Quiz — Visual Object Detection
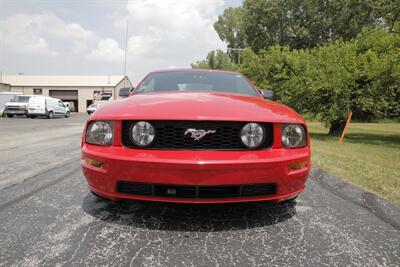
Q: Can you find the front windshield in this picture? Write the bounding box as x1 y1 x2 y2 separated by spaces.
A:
134 71 258 97
15 96 30 102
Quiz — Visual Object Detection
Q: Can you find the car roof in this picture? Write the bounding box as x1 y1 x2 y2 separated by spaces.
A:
149 68 242 75
30 96 51 99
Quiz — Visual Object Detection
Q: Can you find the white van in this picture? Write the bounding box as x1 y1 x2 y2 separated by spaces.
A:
4 95 33 118
28 96 70 119
0 92 22 117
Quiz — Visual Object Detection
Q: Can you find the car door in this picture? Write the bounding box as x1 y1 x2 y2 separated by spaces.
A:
57 101 66 116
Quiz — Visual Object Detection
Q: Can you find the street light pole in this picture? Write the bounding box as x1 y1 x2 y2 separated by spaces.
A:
124 20 128 77
123 19 129 90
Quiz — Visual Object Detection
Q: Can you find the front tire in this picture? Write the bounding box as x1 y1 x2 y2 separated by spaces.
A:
47 111 54 119
6 114 13 118
29 115 36 119
65 111 70 118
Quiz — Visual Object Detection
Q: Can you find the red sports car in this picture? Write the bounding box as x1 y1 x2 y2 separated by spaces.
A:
81 69 311 203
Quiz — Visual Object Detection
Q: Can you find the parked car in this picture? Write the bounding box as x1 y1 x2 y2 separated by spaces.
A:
86 104 101 115
0 92 22 117
81 69 310 204
28 96 70 119
4 95 33 117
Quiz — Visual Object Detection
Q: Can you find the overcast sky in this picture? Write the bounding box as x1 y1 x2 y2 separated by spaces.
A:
0 0 241 83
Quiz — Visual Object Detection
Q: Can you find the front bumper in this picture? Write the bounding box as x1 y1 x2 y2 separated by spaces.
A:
4 109 27 115
81 144 311 203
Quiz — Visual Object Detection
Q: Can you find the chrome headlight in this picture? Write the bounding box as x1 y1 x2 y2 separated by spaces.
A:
85 121 114 146
130 121 156 147
240 123 265 148
282 124 307 148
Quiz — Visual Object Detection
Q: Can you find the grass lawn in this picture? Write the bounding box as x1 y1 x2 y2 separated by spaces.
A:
307 122 400 205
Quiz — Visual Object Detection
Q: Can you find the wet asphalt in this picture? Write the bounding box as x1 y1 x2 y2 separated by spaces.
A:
0 114 399 266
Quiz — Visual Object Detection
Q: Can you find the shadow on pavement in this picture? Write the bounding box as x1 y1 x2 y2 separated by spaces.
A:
82 192 296 232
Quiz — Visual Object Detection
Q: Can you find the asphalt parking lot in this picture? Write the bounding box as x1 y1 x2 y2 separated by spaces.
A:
0 114 399 266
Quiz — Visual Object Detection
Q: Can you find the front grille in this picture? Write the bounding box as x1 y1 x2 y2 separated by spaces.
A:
117 181 277 199
122 120 273 150
6 106 24 111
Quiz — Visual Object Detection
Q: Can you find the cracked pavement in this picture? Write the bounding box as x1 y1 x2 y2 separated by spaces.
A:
0 114 399 266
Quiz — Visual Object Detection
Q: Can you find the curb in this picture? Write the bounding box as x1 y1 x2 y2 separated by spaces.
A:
309 168 400 230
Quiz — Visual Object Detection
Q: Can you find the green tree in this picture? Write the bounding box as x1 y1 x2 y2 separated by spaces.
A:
241 0 383 51
375 0 400 29
213 7 246 63
240 26 400 135
191 49 237 71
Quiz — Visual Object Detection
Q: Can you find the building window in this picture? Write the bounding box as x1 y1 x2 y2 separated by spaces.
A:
33 88 42 95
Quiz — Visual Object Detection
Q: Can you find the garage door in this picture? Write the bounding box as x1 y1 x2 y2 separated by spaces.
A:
49 90 78 100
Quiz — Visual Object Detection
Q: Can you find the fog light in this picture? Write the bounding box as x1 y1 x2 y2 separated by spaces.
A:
85 158 103 168
289 161 308 171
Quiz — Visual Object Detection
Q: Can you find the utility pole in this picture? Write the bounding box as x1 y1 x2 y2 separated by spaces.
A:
229 30 245 65
227 47 244 65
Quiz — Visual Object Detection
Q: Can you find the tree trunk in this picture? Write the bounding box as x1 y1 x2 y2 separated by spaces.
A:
328 120 346 136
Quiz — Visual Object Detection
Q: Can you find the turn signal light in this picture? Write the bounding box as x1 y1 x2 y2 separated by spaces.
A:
85 158 103 168
289 161 308 171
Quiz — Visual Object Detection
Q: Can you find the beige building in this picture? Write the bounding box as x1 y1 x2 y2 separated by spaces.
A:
0 75 132 112
0 83 11 92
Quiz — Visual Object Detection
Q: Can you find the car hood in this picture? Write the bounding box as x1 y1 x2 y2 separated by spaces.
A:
92 92 304 123
5 102 28 106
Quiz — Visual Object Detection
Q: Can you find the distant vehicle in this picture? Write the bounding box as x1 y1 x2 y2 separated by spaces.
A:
28 96 70 119
87 104 101 115
4 95 33 118
119 87 134 98
0 92 22 117
63 101 75 112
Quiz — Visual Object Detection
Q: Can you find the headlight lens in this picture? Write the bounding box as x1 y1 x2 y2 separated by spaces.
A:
130 121 156 147
85 121 114 146
240 123 265 148
282 124 307 148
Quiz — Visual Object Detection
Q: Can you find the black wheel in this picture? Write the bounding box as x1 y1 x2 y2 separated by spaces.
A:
48 111 54 119
65 111 70 118
30 115 36 119
6 114 13 118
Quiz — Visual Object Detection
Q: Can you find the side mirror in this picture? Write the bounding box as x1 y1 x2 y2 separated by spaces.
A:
119 87 134 97
260 89 273 100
